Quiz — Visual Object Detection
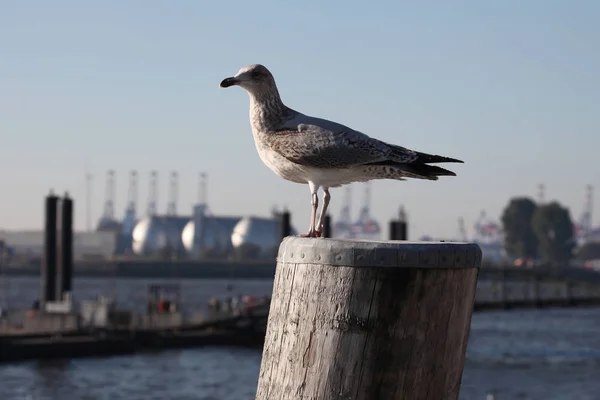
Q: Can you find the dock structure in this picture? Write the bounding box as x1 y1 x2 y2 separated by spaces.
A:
0 193 272 364
475 267 600 310
0 292 271 363
255 237 482 400
2 194 600 366
5 252 600 298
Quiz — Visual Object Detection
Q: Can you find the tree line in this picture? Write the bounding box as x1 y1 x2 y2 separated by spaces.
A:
501 198 576 265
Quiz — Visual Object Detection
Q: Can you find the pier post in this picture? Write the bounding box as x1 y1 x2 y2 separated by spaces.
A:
388 220 396 240
279 211 291 240
41 193 59 306
58 194 74 298
322 215 332 238
389 206 408 240
256 237 482 400
388 220 407 240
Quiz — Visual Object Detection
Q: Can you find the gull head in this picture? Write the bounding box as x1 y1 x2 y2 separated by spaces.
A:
219 64 277 96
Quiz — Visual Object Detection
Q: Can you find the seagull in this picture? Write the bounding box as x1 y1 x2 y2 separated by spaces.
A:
220 64 463 238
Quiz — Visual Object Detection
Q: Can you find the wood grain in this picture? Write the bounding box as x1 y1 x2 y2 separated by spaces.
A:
256 238 480 400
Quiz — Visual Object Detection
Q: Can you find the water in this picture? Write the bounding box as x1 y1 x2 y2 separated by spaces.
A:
1 348 262 400
461 308 600 399
1 277 600 400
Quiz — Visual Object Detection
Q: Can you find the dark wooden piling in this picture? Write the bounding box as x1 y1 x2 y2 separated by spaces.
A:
41 193 59 305
58 194 74 297
388 220 407 240
322 215 332 238
388 220 396 240
279 211 291 240
389 206 408 240
256 237 482 400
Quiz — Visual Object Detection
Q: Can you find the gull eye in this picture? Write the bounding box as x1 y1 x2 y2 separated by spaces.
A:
251 70 260 78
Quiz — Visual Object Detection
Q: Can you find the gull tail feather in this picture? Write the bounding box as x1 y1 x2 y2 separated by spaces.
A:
387 143 464 164
366 161 457 180
414 151 464 164
401 163 457 178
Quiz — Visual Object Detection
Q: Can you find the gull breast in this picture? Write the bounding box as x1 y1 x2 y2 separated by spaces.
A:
254 135 307 184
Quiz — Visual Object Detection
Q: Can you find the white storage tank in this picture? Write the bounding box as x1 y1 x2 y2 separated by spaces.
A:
131 216 190 256
231 216 297 259
181 216 242 258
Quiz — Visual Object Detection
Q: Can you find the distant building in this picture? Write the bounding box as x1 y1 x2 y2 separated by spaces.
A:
583 227 600 244
0 230 117 261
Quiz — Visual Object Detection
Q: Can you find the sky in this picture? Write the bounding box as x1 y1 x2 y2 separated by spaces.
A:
1 0 599 239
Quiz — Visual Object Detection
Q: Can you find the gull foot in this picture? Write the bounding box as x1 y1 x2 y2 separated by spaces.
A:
299 230 321 238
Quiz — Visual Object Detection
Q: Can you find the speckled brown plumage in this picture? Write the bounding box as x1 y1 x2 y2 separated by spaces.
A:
220 64 464 237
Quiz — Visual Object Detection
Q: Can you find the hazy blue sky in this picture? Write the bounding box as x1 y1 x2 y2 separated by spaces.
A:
1 0 598 238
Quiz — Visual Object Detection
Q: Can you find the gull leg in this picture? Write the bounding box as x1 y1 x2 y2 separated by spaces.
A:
309 192 319 235
300 182 320 238
315 188 331 235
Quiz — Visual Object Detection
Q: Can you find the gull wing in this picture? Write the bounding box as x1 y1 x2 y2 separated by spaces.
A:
261 115 419 169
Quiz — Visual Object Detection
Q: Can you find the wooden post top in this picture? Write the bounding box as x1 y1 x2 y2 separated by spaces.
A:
277 237 482 269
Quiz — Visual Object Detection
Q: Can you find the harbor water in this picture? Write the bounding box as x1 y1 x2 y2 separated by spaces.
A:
1 276 600 400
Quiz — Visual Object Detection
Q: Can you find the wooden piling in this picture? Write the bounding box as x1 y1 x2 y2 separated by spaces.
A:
41 193 59 305
58 195 74 297
388 206 408 240
322 215 332 238
388 220 407 240
280 211 291 240
256 237 481 400
388 220 397 240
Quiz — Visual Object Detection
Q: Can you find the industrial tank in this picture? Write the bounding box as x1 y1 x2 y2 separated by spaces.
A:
181 216 242 258
231 216 296 259
131 216 190 257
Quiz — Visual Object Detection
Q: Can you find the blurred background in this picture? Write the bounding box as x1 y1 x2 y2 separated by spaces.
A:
1 1 599 399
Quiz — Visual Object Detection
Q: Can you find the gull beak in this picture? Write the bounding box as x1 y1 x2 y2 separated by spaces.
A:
219 77 239 88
